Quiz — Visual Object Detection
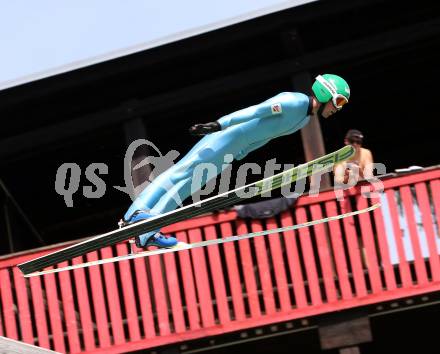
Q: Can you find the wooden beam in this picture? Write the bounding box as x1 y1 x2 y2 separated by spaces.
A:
318 315 372 350
283 28 329 188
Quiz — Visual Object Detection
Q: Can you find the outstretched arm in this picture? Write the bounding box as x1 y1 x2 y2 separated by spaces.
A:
217 101 278 129
189 100 279 136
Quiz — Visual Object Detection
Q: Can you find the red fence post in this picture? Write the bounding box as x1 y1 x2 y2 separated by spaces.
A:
250 220 276 315
29 275 50 349
86 251 112 348
187 228 215 327
116 243 141 341
0 269 18 340
58 261 82 353
100 247 126 345
400 186 428 285
355 196 383 293
176 231 201 331
296 207 322 306
12 267 34 344
339 198 368 297
415 182 440 282
219 222 246 321
235 219 262 318
266 218 292 312
280 211 308 308
310 204 338 303
370 195 397 291
204 225 231 325
163 245 187 333
43 269 66 353
133 256 157 339
324 200 353 300
72 256 96 351
430 180 440 231
385 189 413 287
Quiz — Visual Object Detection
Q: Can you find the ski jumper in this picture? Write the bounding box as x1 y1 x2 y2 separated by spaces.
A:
124 92 312 243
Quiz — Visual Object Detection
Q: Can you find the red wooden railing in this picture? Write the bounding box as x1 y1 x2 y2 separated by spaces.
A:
1 167 440 354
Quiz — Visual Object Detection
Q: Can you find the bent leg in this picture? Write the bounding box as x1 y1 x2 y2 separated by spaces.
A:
123 128 244 246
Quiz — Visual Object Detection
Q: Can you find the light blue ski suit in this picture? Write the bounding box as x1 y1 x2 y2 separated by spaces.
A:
124 92 312 233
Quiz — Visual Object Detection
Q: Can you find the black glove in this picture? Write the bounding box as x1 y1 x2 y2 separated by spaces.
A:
189 121 221 136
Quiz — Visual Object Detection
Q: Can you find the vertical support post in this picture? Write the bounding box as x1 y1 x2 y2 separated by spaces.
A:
123 114 153 198
318 313 372 351
283 30 330 189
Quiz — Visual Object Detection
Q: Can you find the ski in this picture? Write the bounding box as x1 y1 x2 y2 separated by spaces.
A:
18 145 354 275
24 203 379 277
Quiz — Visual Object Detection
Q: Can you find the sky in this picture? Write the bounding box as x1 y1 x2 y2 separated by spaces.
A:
0 0 315 91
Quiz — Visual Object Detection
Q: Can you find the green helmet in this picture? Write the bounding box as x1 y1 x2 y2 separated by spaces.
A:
312 74 350 107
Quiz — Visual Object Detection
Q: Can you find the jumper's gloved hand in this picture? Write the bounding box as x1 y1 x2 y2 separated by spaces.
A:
189 121 221 136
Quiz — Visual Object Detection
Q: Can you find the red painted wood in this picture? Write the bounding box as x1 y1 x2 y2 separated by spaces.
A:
72 257 96 351
89 282 440 354
187 228 215 327
385 189 413 286
58 261 81 353
430 180 440 232
339 199 367 297
204 225 231 325
162 245 186 333
100 247 126 344
295 207 322 306
0 284 3 336
324 201 353 300
0 169 439 354
12 268 34 344
43 268 66 353
163 210 237 233
219 222 246 321
116 243 141 341
29 276 50 349
235 220 261 317
266 218 291 312
147 249 171 336
86 252 111 347
132 256 157 338
370 195 397 291
381 169 440 189
176 231 201 331
414 182 440 281
400 186 429 285
309 204 338 303
280 212 308 308
0 269 18 339
355 196 383 293
293 169 440 209
250 220 276 315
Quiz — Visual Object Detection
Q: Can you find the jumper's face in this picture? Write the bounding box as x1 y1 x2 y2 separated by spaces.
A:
321 100 338 118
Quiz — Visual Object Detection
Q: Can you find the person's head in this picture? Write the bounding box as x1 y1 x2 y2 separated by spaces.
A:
344 129 364 149
311 74 350 119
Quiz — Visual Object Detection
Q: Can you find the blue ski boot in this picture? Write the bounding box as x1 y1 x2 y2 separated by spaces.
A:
136 232 179 249
121 210 178 249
